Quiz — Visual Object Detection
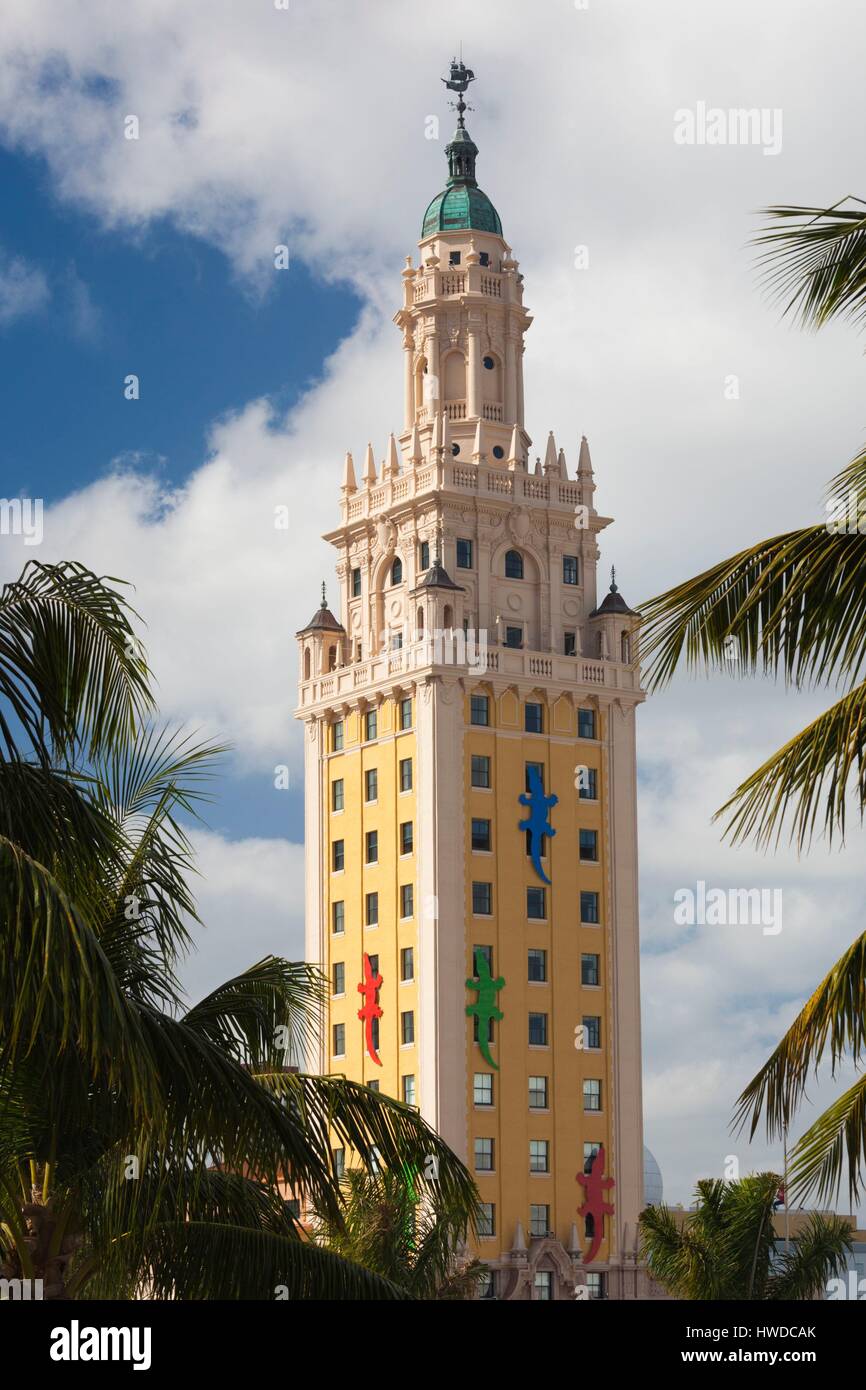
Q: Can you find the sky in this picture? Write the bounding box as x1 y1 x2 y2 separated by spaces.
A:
0 0 864 1216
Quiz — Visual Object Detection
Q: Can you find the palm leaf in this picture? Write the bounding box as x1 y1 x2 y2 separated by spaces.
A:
754 199 866 330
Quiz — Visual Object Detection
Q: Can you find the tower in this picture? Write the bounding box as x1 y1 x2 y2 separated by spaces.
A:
295 60 647 1300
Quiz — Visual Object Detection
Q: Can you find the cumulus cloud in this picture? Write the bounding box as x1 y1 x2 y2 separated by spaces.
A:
0 245 48 324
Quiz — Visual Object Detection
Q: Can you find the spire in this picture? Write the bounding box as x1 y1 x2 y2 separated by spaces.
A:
543 431 558 475
409 421 423 467
321 580 327 607
431 410 442 455
341 450 356 494
533 455 542 477
386 433 400 479
472 417 484 464
440 411 450 459
511 1219 527 1254
507 423 521 471
558 447 568 480
362 442 377 487
443 58 478 187
577 434 593 477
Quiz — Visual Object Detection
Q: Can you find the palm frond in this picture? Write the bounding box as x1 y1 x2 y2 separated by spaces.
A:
767 1211 853 1299
754 199 866 330
786 1073 866 1207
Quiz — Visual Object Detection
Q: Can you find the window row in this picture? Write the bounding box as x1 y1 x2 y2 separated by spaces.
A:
471 1013 602 1053
332 946 415 994
331 758 413 812
332 1010 415 1056
470 818 598 862
355 549 581 589
332 823 413 869
472 882 600 924
470 698 597 740
470 754 598 800
330 698 413 751
471 947 600 988
478 1266 606 1300
331 886 415 931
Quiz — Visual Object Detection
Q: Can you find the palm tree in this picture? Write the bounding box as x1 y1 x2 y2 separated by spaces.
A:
310 1167 484 1300
639 1175 852 1300
639 199 866 1207
0 560 478 1299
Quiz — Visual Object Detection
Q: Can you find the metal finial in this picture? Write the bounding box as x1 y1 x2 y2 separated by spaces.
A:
321 581 327 607
442 56 475 126
610 566 617 592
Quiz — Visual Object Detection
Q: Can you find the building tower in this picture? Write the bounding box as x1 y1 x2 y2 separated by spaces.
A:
295 60 647 1300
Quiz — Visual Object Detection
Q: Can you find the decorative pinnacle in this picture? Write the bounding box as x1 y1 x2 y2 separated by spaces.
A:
442 56 475 126
321 581 327 607
610 566 617 593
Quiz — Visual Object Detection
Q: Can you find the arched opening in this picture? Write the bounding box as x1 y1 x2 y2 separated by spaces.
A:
443 350 466 416
621 631 631 664
391 558 403 585
328 645 337 672
303 648 311 680
505 549 524 580
416 605 424 637
444 604 453 630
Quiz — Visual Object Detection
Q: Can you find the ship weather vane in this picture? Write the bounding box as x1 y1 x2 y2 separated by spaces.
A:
442 55 475 126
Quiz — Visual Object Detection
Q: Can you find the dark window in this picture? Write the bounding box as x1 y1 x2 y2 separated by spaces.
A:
332 962 345 994
391 558 403 585
332 900 345 934
583 1015 601 1050
482 355 495 370
527 887 546 920
525 702 543 734
332 720 344 751
563 555 579 586
581 953 600 987
580 768 598 800
475 1137 494 1172
471 754 491 788
492 445 504 459
580 891 600 924
366 830 378 864
578 707 597 739
473 945 493 975
579 829 598 862
529 1012 548 1046
505 625 522 649
401 946 414 981
351 567 362 597
529 1140 549 1173
471 694 490 726
366 892 378 926
525 829 548 860
525 762 544 792
419 541 430 571
472 818 492 852
400 697 412 729
401 1010 415 1045
331 779 344 811
584 1079 602 1112
332 840 344 872
365 768 378 802
399 757 413 791
564 631 576 656
479 251 490 267
473 882 492 915
456 538 473 569
478 1203 495 1237
528 1075 548 1109
333 1023 345 1056
530 1205 550 1238
528 948 547 982
400 821 413 855
365 709 378 741
505 549 524 579
449 250 461 266
400 883 414 918
584 1142 601 1174
370 1016 380 1052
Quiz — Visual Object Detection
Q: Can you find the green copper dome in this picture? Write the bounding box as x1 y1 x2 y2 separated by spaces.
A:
422 183 502 238
421 104 502 238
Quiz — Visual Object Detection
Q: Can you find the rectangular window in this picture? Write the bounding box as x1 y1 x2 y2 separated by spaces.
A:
400 697 412 730
332 720 344 751
365 829 378 864
579 768 598 800
332 962 345 995
333 1147 346 1179
471 818 491 852
473 1012 494 1047
400 946 414 981
584 1078 602 1112
527 948 547 982
332 1023 345 1057
584 1142 601 1174
400 821 413 855
581 952 600 987
419 541 430 571
400 883 414 918
579 829 598 862
470 694 489 726
528 1012 548 1046
332 900 345 934
456 538 473 569
331 779 344 812
401 1010 415 1045
368 1080 380 1094
399 757 413 791
528 1075 548 1110
534 1271 553 1300
449 250 461 266
365 892 378 927
370 1015 380 1054
586 1271 606 1300
471 754 491 788
578 707 597 740
563 554 579 586
365 768 378 802
529 1139 549 1174
530 1204 550 1238
402 1074 416 1106
525 762 544 792
472 945 493 975
525 828 548 861
479 251 490 267
504 625 522 649
332 840 344 873
477 1203 495 1238
564 630 576 656
365 709 377 741
525 702 544 734
472 882 492 915
583 1015 601 1050
527 886 546 920
474 1137 494 1173
580 891 600 924
351 567 362 597
474 1073 493 1107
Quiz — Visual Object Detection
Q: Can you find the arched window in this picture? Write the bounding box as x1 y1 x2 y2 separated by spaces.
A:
328 646 337 672
621 632 631 664
505 549 524 580
391 558 403 585
416 606 424 636
303 649 311 680
444 604 453 630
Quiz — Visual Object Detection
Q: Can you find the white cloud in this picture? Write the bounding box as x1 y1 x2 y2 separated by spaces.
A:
0 245 48 324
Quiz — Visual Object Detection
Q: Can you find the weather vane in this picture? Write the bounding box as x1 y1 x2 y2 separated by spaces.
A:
442 55 475 126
